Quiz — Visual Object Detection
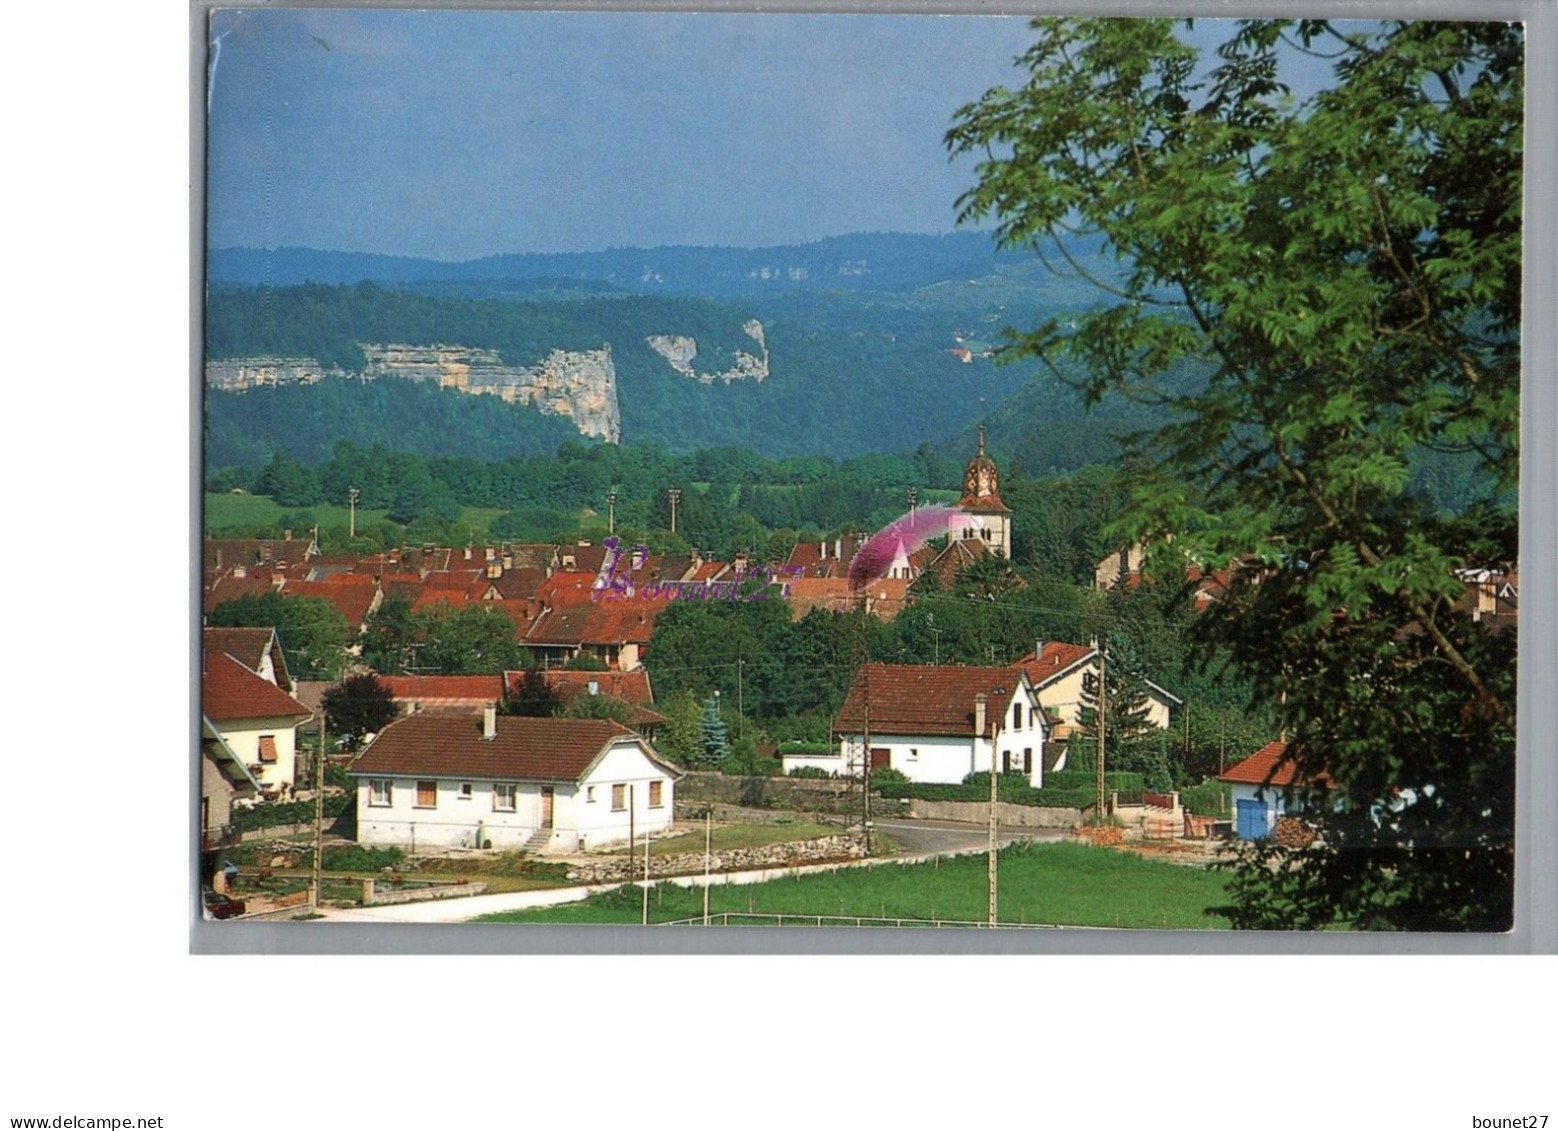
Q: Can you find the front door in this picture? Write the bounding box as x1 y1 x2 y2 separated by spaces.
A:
540 786 554 829
1236 798 1269 840
870 748 890 771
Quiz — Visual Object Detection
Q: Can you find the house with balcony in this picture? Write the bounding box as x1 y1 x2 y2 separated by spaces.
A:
201 649 314 794
200 716 261 882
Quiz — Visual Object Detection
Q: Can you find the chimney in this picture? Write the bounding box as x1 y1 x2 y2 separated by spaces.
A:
464 547 473 560
284 529 293 541
482 707 497 740
502 553 513 570
819 541 827 560
632 547 646 571
834 537 843 561
1035 639 1045 663
974 693 987 741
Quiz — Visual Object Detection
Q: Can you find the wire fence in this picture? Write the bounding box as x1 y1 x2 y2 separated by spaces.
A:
655 911 1063 929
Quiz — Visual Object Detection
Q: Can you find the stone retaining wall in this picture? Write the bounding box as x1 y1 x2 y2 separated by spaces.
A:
675 772 907 817
563 833 867 884
905 799 1083 828
361 878 490 905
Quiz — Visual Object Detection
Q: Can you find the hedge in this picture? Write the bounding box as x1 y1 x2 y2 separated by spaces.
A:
1042 770 1146 795
234 793 354 832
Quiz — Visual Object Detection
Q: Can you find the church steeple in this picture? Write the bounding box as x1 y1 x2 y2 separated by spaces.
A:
952 422 1012 558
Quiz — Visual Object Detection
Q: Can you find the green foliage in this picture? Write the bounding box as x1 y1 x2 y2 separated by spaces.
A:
560 693 637 725
362 598 525 675
563 653 608 672
500 668 563 717
867 767 910 788
951 18 1520 929
232 793 353 832
207 592 352 681
320 673 398 748
1180 780 1231 819
787 766 833 780
697 695 731 765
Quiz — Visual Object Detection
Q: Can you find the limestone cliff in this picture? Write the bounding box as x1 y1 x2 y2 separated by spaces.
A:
645 318 769 385
205 343 621 442
205 357 329 391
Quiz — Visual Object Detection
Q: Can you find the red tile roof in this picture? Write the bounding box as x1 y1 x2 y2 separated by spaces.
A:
1218 740 1332 789
202 627 277 678
203 572 281 613
1013 641 1098 687
202 651 312 725
281 579 378 627
348 713 678 783
517 668 657 707
380 675 506 705
786 577 909 621
492 568 548 600
834 664 1027 737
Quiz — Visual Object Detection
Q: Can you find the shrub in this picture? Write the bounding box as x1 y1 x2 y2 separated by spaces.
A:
788 766 832 780
1181 779 1232 818
233 793 354 832
869 767 910 787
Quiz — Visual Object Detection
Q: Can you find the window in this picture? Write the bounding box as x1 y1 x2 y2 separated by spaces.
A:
648 781 663 808
492 783 516 812
908 747 918 761
586 785 596 803
1001 751 1012 774
415 780 438 808
257 735 278 763
611 784 627 811
368 779 393 807
459 782 473 800
1023 748 1033 775
1012 703 1021 730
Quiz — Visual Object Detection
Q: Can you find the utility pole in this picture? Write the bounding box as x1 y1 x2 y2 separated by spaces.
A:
311 708 325 909
347 487 360 540
608 490 617 536
907 486 917 517
703 809 712 926
1184 701 1191 769
736 657 744 740
1096 637 1107 823
986 693 1002 927
642 812 650 926
668 487 682 534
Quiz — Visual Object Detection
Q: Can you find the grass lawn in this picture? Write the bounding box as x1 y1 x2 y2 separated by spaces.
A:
604 819 837 856
476 842 1234 928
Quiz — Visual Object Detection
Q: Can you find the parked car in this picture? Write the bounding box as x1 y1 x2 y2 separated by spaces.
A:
202 888 246 920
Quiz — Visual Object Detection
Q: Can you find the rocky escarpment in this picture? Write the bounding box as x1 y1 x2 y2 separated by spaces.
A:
205 357 329 391
646 318 769 384
205 343 622 442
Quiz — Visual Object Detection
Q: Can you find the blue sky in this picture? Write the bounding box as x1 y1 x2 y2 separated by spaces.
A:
206 10 1052 259
205 11 1343 261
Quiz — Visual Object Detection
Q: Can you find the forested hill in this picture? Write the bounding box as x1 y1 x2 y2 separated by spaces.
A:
204 280 1046 461
208 231 1025 296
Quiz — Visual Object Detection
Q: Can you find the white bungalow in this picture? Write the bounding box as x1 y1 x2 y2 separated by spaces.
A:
348 710 682 853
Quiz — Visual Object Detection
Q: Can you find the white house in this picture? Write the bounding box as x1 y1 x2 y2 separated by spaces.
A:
1013 639 1181 739
348 710 683 853
1219 740 1333 840
201 649 313 793
782 663 1050 787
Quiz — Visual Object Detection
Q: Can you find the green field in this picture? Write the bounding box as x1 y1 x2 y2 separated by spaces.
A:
205 493 510 541
476 842 1234 929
